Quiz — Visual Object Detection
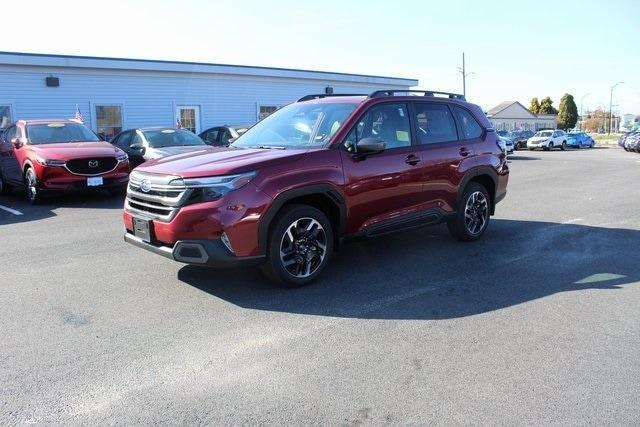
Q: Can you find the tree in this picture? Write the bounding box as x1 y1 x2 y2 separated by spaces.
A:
529 97 540 114
557 93 578 130
538 97 558 115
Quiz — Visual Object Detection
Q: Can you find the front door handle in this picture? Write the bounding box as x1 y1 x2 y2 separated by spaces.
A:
405 154 420 165
459 147 471 157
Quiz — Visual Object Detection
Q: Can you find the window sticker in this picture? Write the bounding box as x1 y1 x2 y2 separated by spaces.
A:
396 130 409 141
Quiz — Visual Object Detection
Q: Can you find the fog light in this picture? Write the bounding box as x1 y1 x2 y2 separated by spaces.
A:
220 232 234 254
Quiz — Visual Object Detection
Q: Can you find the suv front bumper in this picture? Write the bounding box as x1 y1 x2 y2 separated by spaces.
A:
124 232 265 268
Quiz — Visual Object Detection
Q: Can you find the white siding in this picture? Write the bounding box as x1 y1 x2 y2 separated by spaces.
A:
0 62 416 132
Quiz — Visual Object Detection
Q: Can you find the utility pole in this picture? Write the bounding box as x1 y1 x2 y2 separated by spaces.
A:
609 82 623 134
457 52 474 98
580 93 590 131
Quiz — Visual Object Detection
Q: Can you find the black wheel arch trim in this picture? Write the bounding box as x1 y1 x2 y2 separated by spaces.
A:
457 167 499 214
258 184 347 254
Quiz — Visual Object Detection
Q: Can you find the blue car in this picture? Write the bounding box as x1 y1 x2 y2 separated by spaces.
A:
567 132 594 148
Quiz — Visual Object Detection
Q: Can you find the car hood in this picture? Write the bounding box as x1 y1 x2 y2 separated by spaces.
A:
136 146 311 178
145 145 211 159
28 141 122 159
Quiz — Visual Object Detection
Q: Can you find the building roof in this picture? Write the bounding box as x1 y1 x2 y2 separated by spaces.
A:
0 51 418 87
486 101 516 116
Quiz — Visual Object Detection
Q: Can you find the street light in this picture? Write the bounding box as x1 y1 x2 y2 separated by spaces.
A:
579 93 590 131
608 82 624 134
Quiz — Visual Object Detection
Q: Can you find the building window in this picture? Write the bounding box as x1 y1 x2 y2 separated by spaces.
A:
0 105 12 128
258 105 279 121
95 105 122 141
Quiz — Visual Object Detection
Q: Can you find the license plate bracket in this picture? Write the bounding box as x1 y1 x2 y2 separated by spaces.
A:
132 217 152 242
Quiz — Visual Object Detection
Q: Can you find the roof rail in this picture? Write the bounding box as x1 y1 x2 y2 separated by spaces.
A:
369 90 466 101
297 93 367 102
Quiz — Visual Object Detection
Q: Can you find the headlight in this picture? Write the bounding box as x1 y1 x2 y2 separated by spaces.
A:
36 157 65 167
116 152 128 162
178 171 257 201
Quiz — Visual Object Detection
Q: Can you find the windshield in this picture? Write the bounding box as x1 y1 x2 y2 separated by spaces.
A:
26 122 101 144
142 129 206 148
497 130 511 137
232 102 357 149
535 131 553 137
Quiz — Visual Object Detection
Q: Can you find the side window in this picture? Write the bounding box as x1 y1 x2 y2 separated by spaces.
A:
116 131 133 148
414 104 458 145
343 103 411 151
3 125 17 144
221 129 233 144
130 132 143 146
203 128 220 144
452 106 483 140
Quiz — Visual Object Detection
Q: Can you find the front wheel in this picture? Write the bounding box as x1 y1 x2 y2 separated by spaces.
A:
24 168 43 205
261 204 334 287
561 141 567 151
448 182 491 242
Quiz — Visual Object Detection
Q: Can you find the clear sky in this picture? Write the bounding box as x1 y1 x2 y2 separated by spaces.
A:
4 0 638 115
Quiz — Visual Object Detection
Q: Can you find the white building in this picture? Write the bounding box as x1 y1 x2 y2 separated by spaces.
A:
486 101 557 131
0 51 417 140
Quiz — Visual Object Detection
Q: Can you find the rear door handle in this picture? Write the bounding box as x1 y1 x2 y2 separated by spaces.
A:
405 154 420 165
459 147 471 157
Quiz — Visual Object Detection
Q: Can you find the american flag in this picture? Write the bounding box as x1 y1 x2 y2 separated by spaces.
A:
74 104 84 123
176 117 183 129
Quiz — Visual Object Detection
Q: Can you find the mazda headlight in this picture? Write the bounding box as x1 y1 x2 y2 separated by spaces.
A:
116 152 128 162
178 172 257 201
36 157 66 167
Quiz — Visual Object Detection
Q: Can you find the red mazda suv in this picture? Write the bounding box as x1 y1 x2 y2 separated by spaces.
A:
123 90 509 287
0 119 130 203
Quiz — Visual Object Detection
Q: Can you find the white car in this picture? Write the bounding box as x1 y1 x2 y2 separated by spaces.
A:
527 130 568 151
497 136 514 154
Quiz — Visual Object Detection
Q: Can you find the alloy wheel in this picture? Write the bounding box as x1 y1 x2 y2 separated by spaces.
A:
279 217 327 278
464 191 488 236
26 170 38 201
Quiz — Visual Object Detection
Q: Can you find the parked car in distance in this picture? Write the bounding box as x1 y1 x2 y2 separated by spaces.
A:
110 127 209 168
527 129 568 151
621 131 639 151
0 119 129 203
123 90 509 287
567 132 594 148
498 135 514 154
199 125 250 147
510 130 535 150
624 133 640 152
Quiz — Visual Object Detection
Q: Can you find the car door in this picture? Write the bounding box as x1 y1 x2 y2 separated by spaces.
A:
339 102 425 235
0 125 22 184
412 103 472 213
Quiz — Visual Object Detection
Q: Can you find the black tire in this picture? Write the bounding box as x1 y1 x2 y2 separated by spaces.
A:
448 182 491 242
0 174 12 195
561 141 567 151
528 147 535 151
24 167 43 205
261 204 334 287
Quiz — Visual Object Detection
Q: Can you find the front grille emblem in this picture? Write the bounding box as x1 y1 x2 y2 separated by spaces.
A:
140 179 152 193
88 160 99 168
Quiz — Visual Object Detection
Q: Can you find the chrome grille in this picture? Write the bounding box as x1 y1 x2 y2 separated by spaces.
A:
125 172 192 221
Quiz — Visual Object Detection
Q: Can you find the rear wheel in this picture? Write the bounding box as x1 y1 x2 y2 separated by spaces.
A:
448 182 490 242
24 168 43 205
261 204 334 287
0 175 12 195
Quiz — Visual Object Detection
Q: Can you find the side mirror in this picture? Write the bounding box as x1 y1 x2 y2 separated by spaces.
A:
227 137 236 144
356 137 385 156
11 137 27 148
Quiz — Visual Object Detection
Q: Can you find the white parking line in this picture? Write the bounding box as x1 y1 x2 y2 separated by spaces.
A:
0 204 23 216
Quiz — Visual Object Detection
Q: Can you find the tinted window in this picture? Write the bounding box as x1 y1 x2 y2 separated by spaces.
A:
343 103 411 151
202 128 220 144
2 125 17 144
414 104 458 145
453 106 483 140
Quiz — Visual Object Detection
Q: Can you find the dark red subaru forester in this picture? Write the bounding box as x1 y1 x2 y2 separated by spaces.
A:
123 91 509 286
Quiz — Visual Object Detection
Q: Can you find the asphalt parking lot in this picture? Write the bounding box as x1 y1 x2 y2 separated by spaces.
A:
1 147 639 424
